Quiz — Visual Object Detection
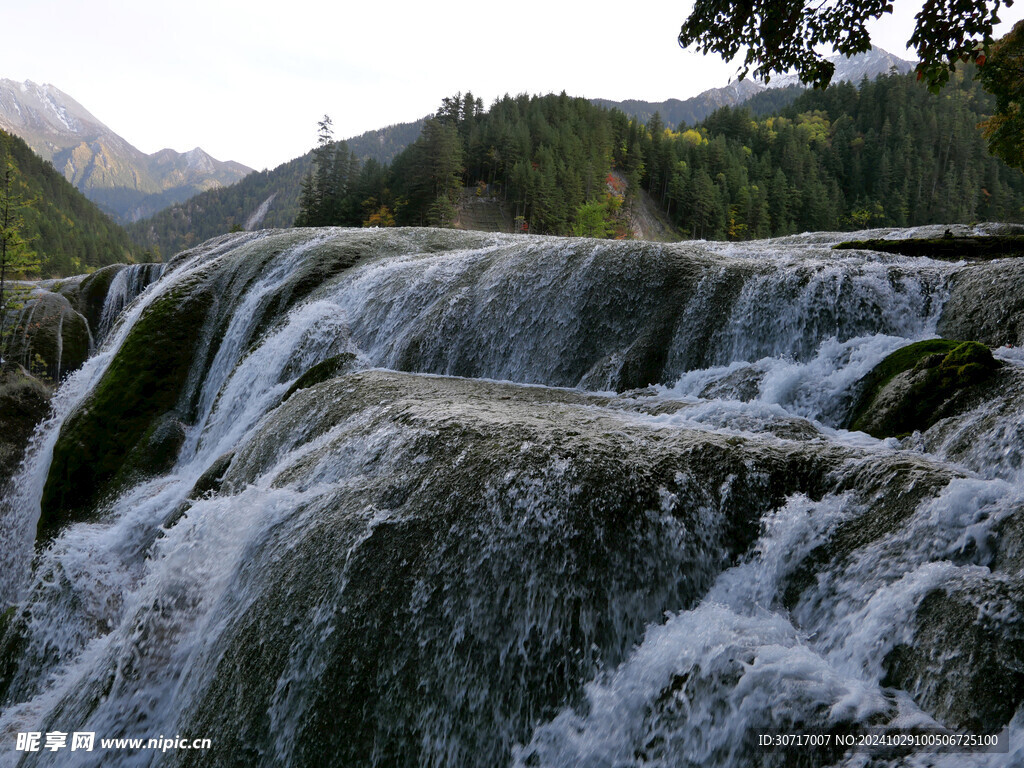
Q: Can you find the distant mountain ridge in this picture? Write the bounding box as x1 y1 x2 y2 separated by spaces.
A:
595 46 915 127
128 117 427 257
767 46 915 88
593 79 768 129
0 79 252 222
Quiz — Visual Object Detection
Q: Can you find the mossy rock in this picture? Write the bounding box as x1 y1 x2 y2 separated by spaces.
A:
0 364 52 488
38 278 217 540
846 340 1001 438
3 291 91 381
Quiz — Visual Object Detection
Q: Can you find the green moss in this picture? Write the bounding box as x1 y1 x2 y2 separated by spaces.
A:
858 339 962 397
281 353 357 402
38 278 216 540
847 339 1000 438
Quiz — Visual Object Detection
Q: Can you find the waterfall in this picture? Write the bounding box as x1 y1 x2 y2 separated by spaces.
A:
0 227 1020 767
244 193 277 231
95 263 167 343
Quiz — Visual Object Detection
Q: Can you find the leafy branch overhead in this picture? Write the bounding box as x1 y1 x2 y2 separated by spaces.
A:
678 0 1012 89
978 20 1024 169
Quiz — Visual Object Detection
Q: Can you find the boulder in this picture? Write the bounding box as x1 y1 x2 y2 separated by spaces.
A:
847 340 1001 438
2 290 91 382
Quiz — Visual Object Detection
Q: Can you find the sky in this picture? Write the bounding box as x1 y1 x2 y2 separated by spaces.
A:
3 0 1022 171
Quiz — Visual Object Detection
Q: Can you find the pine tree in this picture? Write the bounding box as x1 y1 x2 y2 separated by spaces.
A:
295 115 335 226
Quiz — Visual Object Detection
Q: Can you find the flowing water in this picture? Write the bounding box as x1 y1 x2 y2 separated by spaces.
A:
1 226 1022 767
95 264 167 344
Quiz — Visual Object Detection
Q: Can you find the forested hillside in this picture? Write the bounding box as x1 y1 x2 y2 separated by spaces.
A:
636 67 1024 239
1 130 134 276
134 68 1024 257
128 118 427 258
298 92 627 234
295 70 1024 239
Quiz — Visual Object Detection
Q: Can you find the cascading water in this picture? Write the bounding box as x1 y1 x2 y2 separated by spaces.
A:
1 226 1022 767
95 264 167 343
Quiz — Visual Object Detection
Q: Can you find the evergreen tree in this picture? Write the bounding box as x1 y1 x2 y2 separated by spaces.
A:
294 116 362 227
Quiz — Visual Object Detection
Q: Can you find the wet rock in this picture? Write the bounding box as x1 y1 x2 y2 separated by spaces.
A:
119 413 187 484
699 364 765 402
77 264 127 333
280 353 357 402
0 364 51 488
3 290 91 381
65 263 164 342
188 451 235 499
939 259 1024 347
0 605 27 705
780 455 955 609
175 370 853 768
882 580 1024 732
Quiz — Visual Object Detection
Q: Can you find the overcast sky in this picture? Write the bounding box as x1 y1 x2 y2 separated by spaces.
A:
3 0 1021 171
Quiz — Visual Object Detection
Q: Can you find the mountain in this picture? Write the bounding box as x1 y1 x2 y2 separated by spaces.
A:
593 79 771 129
768 46 916 89
0 129 135 276
128 117 427 258
0 79 252 222
595 46 915 127
346 118 427 165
